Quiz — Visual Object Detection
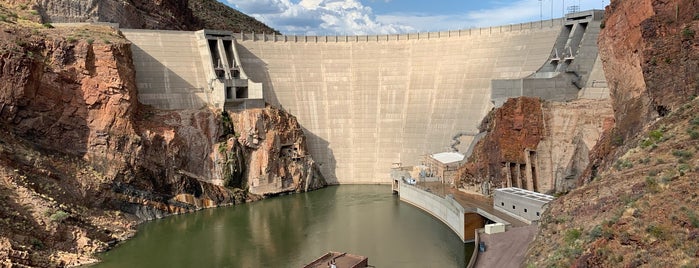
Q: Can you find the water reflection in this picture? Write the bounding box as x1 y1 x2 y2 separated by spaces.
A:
95 185 471 267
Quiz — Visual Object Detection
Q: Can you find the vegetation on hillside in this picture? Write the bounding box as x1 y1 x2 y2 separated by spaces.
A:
526 97 699 267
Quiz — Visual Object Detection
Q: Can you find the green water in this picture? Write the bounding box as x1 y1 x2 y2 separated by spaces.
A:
95 185 472 267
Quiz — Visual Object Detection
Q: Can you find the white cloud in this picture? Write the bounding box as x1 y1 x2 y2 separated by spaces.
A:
227 0 609 35
227 0 414 35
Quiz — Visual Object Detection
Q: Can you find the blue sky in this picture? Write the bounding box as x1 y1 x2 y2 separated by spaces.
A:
224 0 609 35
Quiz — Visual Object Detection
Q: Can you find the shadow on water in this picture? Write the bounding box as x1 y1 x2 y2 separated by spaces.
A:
234 44 339 184
94 185 471 267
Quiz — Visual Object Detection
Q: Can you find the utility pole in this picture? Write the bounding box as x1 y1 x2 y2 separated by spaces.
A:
539 0 543 21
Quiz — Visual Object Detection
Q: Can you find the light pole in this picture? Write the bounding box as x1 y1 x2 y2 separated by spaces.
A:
539 0 543 22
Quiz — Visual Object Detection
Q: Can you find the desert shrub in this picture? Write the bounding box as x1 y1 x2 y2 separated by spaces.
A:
646 224 666 239
692 116 699 126
565 228 581 244
49 210 69 222
688 129 699 139
646 176 659 193
588 225 603 240
682 27 696 39
614 159 634 170
673 150 693 160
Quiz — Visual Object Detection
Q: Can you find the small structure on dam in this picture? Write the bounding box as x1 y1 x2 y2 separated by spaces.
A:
121 29 263 110
493 187 554 223
424 152 465 185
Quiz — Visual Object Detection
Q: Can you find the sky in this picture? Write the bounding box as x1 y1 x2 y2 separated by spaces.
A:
224 0 609 35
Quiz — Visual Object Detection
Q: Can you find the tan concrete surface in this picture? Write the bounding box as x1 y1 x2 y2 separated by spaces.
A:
475 225 538 268
237 21 564 184
123 29 212 110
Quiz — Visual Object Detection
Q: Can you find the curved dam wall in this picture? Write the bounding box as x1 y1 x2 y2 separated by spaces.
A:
237 20 564 184
398 182 468 242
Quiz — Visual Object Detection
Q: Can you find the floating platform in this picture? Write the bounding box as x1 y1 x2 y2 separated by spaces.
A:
303 252 368 268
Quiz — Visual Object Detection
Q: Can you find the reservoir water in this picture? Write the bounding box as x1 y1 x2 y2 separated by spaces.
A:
95 185 472 267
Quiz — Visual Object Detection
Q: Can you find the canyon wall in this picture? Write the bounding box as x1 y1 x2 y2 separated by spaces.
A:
17 0 279 33
589 0 699 179
0 15 321 266
525 0 699 266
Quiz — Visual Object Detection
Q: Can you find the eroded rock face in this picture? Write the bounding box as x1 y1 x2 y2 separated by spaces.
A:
24 0 279 33
457 97 613 195
597 0 699 163
457 97 544 193
0 21 320 266
226 107 326 195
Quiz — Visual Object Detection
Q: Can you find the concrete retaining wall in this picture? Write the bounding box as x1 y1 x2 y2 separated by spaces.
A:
237 21 563 184
399 182 467 242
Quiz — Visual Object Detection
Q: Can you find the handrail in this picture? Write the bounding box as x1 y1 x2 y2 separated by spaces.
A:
237 19 565 43
466 229 481 268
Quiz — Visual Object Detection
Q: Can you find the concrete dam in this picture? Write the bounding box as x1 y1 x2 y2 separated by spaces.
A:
122 10 606 185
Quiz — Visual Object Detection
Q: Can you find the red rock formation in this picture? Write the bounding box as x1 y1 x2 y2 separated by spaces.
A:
589 0 699 183
0 19 320 265
458 97 544 192
458 97 614 195
227 107 326 195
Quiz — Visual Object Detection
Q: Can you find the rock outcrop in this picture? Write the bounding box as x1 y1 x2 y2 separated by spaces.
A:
457 97 613 195
0 7 321 266
585 0 699 183
15 0 280 34
225 107 326 195
525 0 699 266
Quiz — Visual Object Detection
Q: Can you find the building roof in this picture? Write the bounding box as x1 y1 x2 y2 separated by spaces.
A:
495 187 554 204
304 252 368 268
430 152 465 164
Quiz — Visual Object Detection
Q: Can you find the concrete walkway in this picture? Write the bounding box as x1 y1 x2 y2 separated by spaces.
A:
475 225 538 268
417 182 528 227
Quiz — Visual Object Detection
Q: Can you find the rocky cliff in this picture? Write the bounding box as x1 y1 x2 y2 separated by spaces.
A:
7 0 279 33
457 97 613 195
525 0 699 266
0 6 321 266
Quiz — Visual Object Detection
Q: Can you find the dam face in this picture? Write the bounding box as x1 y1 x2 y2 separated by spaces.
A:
236 21 564 184
123 12 605 185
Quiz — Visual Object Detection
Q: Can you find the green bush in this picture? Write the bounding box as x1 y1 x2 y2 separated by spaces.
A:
688 130 699 140
87 38 94 45
649 129 664 141
565 228 581 244
673 150 693 160
691 116 699 126
42 23 54 29
646 176 659 193
646 224 666 239
682 27 696 39
588 225 603 240
49 210 69 222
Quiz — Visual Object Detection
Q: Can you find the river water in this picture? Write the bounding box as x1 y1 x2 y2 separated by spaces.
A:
94 185 472 267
